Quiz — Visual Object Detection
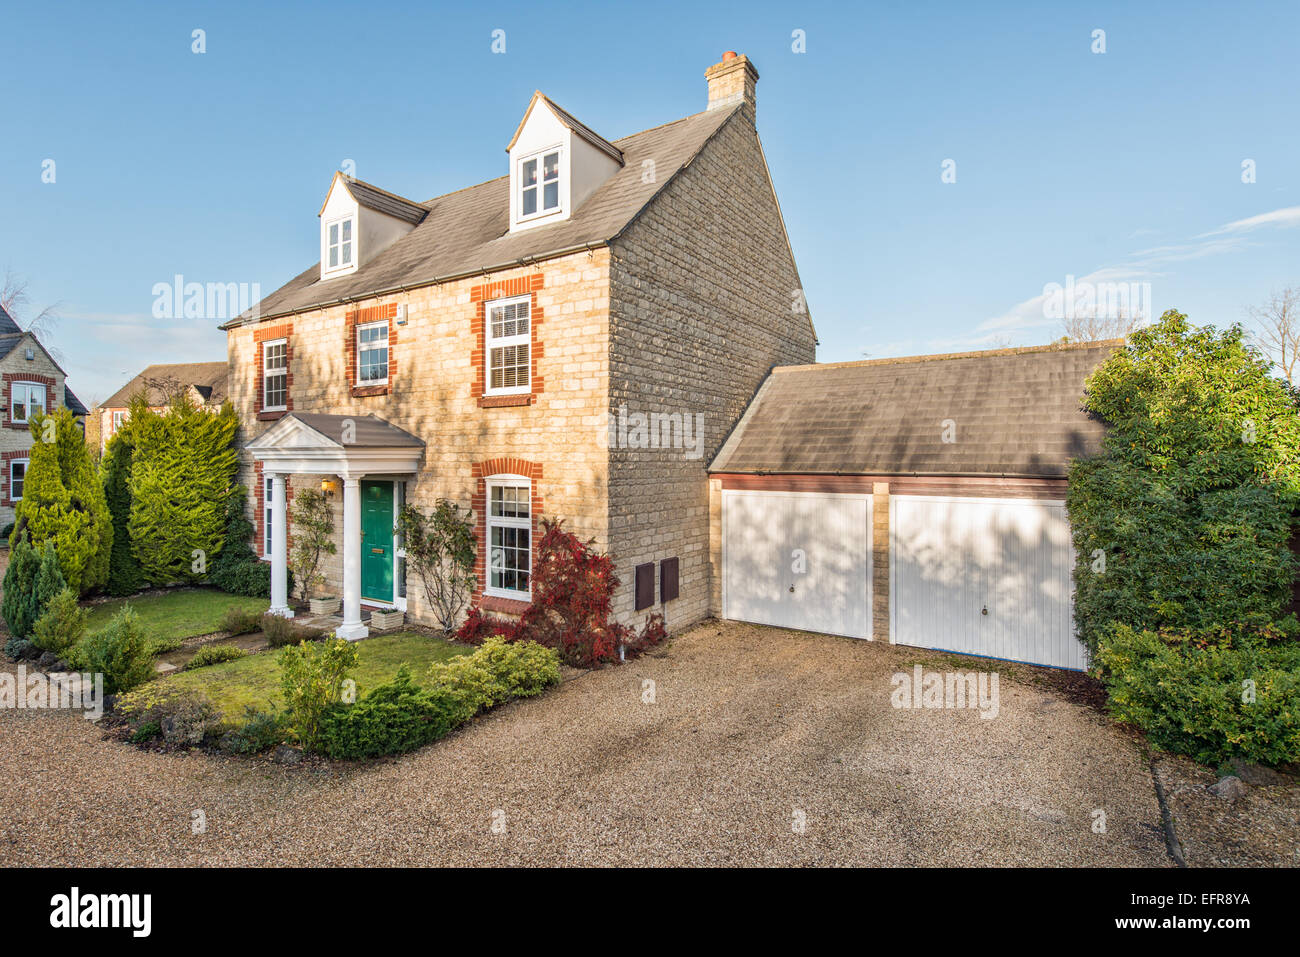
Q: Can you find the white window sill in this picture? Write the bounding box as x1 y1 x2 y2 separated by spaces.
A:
484 587 531 602
483 387 531 398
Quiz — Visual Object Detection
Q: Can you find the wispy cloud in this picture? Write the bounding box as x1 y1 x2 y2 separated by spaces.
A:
1196 205 1300 238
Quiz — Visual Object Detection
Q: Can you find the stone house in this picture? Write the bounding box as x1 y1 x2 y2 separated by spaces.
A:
222 52 816 639
0 304 88 528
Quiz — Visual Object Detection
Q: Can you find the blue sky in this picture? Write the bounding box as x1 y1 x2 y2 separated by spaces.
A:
2 0 1297 404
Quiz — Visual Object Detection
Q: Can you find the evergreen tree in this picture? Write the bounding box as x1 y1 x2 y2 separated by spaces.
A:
128 394 239 584
12 407 112 594
1 532 41 637
101 429 143 595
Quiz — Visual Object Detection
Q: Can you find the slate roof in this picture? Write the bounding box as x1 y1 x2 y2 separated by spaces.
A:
63 388 88 416
0 303 21 336
508 92 625 166
226 105 738 327
337 175 429 226
710 341 1121 478
286 412 424 448
102 361 228 409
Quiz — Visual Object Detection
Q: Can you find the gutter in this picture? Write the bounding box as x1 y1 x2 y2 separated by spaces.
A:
220 241 610 330
708 469 1069 481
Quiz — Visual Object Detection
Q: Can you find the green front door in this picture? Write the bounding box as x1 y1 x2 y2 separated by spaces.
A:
360 480 394 603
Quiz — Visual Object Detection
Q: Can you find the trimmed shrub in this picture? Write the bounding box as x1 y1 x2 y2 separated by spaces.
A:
3 638 34 661
220 605 263 636
1097 623 1300 765
69 606 155 693
130 721 162 744
183 644 247 670
319 638 561 760
278 636 359 751
12 407 112 594
262 613 326 648
127 394 239 585
220 707 286 754
1 533 42 638
31 588 88 656
101 431 144 596
455 606 518 645
117 687 221 746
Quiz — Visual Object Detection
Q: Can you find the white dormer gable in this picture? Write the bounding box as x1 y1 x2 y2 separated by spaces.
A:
318 173 428 281
507 93 623 233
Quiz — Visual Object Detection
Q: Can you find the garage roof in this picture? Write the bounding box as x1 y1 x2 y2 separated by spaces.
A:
710 341 1119 478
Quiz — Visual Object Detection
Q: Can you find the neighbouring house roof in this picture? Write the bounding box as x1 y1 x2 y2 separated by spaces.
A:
63 388 88 416
282 412 425 448
710 341 1122 479
326 174 430 226
0 303 21 337
102 361 229 409
226 105 739 327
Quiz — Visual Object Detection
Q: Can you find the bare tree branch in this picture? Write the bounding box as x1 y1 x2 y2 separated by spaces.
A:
1060 307 1143 344
1 268 64 361
1249 286 1300 386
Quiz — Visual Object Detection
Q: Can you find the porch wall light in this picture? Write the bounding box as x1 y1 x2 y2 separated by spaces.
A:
321 479 338 498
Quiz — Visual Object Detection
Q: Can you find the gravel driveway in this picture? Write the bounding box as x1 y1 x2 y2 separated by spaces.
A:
0 621 1178 866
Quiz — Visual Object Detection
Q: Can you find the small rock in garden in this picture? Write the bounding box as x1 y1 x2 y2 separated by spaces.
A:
36 651 59 669
1229 758 1288 787
52 660 70 672
272 745 303 765
155 662 178 674
1208 775 1247 801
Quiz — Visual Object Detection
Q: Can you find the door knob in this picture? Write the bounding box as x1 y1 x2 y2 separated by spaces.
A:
981 605 988 616
789 584 795 593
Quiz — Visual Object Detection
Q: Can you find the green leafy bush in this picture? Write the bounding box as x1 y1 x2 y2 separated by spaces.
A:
318 638 560 760
220 707 286 754
220 605 262 636
31 588 88 656
68 606 155 693
1097 623 1300 765
278 636 359 751
130 721 162 744
262 613 326 648
2 533 41 638
184 644 248 670
118 687 221 746
1068 312 1300 656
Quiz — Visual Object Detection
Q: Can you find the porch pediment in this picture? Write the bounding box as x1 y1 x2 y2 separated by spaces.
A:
247 412 424 477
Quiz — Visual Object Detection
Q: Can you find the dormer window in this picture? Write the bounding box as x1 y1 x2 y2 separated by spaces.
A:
519 149 561 220
326 216 354 272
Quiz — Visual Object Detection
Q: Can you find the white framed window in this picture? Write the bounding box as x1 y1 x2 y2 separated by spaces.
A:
262 338 288 411
9 459 28 502
356 320 389 385
484 295 531 395
10 382 46 424
112 410 127 432
325 216 354 271
518 148 561 220
263 476 274 559
486 477 531 599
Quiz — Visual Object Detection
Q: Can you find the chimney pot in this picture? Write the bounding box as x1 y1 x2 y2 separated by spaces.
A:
705 52 759 122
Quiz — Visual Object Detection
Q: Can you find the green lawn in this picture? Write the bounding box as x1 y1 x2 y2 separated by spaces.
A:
86 588 269 643
161 632 471 720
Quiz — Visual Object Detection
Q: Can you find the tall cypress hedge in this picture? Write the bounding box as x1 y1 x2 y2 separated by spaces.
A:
126 394 239 585
101 429 144 596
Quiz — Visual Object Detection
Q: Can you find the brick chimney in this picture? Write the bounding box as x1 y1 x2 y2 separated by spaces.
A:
705 51 758 122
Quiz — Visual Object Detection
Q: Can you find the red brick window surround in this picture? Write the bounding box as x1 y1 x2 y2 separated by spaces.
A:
253 323 294 421
2 373 56 431
0 449 30 507
471 457 543 615
470 274 544 408
345 303 398 398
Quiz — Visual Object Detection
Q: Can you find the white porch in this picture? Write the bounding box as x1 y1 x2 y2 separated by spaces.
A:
246 412 424 640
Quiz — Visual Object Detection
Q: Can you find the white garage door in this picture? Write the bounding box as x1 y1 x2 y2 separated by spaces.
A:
722 490 871 639
890 495 1084 670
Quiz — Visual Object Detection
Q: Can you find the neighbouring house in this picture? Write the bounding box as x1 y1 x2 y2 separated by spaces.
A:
0 303 88 528
93 361 228 453
708 342 1118 670
222 52 816 639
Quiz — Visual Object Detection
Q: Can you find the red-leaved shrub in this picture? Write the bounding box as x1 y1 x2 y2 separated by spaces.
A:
457 518 667 668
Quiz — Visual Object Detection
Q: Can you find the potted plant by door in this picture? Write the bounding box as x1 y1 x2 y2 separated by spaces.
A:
370 606 405 631
309 595 341 615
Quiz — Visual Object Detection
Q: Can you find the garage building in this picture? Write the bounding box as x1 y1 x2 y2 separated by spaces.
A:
707 341 1118 671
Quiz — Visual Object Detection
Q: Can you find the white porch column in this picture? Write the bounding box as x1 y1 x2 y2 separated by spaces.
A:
336 476 368 640
268 472 293 618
